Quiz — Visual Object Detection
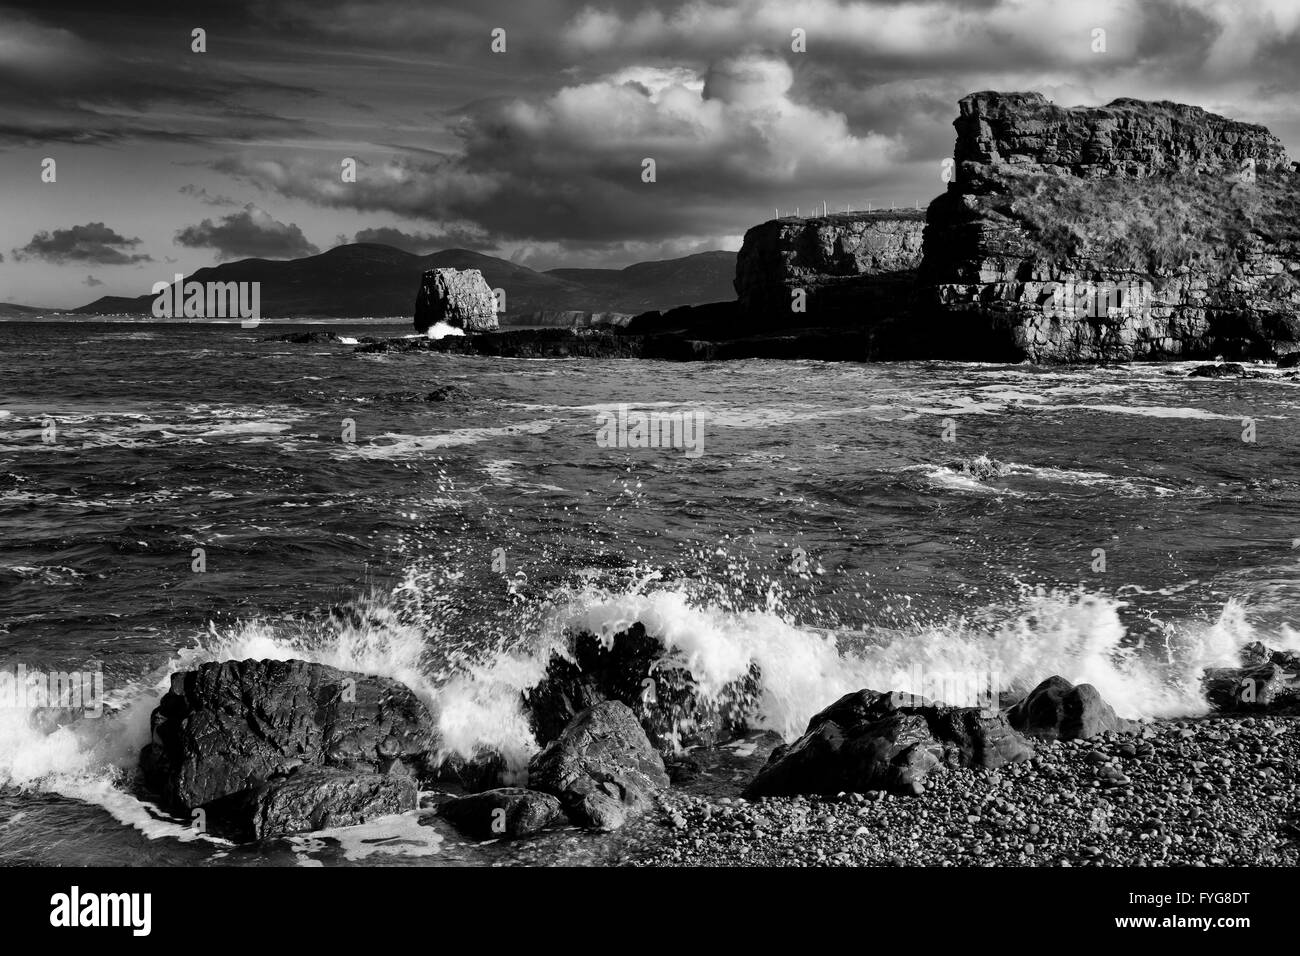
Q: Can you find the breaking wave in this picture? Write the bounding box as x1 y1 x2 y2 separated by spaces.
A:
2 568 1294 845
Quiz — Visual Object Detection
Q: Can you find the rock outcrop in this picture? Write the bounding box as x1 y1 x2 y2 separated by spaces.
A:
734 212 924 326
524 622 759 752
526 700 669 831
437 788 567 839
240 769 416 841
1005 676 1136 740
914 91 1300 362
139 659 437 839
413 267 498 334
744 689 1033 798
1203 641 1300 714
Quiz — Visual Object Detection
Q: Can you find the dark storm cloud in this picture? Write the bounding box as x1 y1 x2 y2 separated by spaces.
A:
208 52 901 246
5 0 1300 267
0 8 319 148
82 275 104 287
174 205 320 260
13 223 153 265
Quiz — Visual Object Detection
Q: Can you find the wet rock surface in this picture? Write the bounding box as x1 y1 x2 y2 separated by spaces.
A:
1203 641 1300 714
527 700 670 831
437 788 567 840
524 622 759 751
238 768 417 841
1006 675 1138 740
139 658 437 837
744 689 1033 799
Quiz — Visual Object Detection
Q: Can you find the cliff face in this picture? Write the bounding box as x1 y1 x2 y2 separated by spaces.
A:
916 92 1300 362
735 212 925 325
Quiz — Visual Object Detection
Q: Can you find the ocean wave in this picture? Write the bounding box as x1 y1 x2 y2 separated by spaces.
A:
2 572 1294 848
1049 403 1275 421
903 456 1206 499
342 419 562 459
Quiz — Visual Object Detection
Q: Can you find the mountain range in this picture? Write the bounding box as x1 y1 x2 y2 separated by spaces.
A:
60 244 737 319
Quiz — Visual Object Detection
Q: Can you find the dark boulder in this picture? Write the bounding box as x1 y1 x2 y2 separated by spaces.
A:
744 689 1032 799
1278 352 1300 369
1005 675 1134 740
523 622 760 752
527 701 669 831
438 788 566 840
139 658 437 836
1188 363 1246 378
1202 642 1300 713
235 768 417 841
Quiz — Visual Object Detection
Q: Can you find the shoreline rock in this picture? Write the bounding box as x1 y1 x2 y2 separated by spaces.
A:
527 700 670 831
1006 675 1139 740
437 788 566 840
1202 641 1300 714
744 689 1033 799
132 650 1297 859
138 659 437 839
241 769 417 842
524 623 759 752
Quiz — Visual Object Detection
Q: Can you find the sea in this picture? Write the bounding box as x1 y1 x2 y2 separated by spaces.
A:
1 319 1298 865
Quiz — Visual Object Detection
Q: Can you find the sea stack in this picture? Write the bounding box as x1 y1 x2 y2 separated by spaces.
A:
413 267 499 334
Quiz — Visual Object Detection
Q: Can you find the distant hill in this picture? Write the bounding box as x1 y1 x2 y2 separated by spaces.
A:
70 244 738 319
0 302 53 318
545 251 738 313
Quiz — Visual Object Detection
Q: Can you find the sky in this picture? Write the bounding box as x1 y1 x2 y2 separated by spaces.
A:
3 0 1300 307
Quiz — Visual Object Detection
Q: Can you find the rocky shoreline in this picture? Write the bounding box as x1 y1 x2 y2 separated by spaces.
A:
634 714 1300 867
129 623 1299 865
269 326 1300 371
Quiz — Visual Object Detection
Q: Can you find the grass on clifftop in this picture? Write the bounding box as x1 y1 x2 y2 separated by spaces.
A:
984 167 1300 280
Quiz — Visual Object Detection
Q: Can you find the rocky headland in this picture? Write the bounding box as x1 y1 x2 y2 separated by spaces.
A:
295 91 1300 365
913 92 1300 362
